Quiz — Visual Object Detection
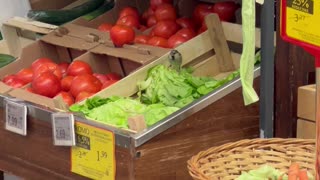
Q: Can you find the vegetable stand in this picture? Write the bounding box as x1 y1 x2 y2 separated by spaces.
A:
0 1 272 180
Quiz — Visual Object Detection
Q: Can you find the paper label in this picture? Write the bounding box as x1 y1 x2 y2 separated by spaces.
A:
5 100 27 136
52 113 75 146
71 122 115 180
286 0 320 46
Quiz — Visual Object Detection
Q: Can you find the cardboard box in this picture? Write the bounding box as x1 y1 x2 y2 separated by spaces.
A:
41 23 170 75
297 84 316 139
297 84 315 121
1 0 90 57
1 17 58 57
297 118 315 139
0 40 89 109
0 37 164 110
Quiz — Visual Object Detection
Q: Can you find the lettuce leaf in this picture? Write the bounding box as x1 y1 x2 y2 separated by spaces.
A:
70 96 179 128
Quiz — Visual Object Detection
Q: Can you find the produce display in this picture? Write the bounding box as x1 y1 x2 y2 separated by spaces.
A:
237 163 313 180
70 64 240 129
69 49 261 129
98 0 240 48
1 58 122 106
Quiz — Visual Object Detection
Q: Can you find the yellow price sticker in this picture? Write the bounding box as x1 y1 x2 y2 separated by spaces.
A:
285 0 320 46
71 122 115 180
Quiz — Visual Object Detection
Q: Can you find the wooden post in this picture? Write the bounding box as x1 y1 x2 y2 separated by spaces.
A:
205 14 235 72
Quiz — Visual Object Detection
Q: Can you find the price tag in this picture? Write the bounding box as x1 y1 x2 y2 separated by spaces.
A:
5 99 27 136
71 122 115 180
281 0 320 47
51 113 75 146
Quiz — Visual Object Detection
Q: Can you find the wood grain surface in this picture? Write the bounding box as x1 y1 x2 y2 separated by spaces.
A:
274 1 315 138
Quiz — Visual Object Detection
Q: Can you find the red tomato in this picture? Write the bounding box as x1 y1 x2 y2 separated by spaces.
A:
57 91 74 106
3 74 17 84
176 28 196 40
198 21 207 34
110 25 135 47
176 17 196 30
93 73 109 84
33 62 62 79
142 7 154 23
105 73 122 80
149 30 155 36
3 75 26 88
26 87 35 93
70 74 102 98
58 62 69 77
61 76 74 92
119 7 140 20
31 57 54 71
150 0 173 10
9 79 26 88
147 15 157 27
147 36 169 48
168 34 188 48
102 80 118 89
16 68 33 83
152 20 180 39
134 35 151 44
98 23 113 32
32 72 61 98
213 1 239 22
116 15 140 29
193 3 215 26
139 25 148 32
154 4 176 21
67 60 93 76
75 91 94 103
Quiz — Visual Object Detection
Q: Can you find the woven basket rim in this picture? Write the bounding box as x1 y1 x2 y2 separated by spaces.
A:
187 138 316 180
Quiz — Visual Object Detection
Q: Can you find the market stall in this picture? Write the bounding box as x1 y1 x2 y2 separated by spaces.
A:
0 0 273 179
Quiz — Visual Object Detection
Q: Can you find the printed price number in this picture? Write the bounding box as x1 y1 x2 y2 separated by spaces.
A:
71 122 115 180
291 13 307 22
5 99 27 136
52 113 75 146
97 150 108 161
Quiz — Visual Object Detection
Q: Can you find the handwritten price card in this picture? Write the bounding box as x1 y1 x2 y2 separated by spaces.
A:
285 0 320 46
71 122 115 180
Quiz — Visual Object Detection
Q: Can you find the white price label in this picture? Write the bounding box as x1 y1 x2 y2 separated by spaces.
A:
52 113 75 146
5 100 27 136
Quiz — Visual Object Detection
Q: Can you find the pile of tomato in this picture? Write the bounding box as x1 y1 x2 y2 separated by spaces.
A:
2 58 122 106
98 0 239 48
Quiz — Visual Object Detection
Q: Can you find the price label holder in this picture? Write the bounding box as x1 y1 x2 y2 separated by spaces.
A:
51 113 76 146
71 121 115 180
4 98 27 136
280 0 320 179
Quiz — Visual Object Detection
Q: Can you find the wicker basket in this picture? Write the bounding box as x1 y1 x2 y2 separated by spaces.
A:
187 138 315 180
